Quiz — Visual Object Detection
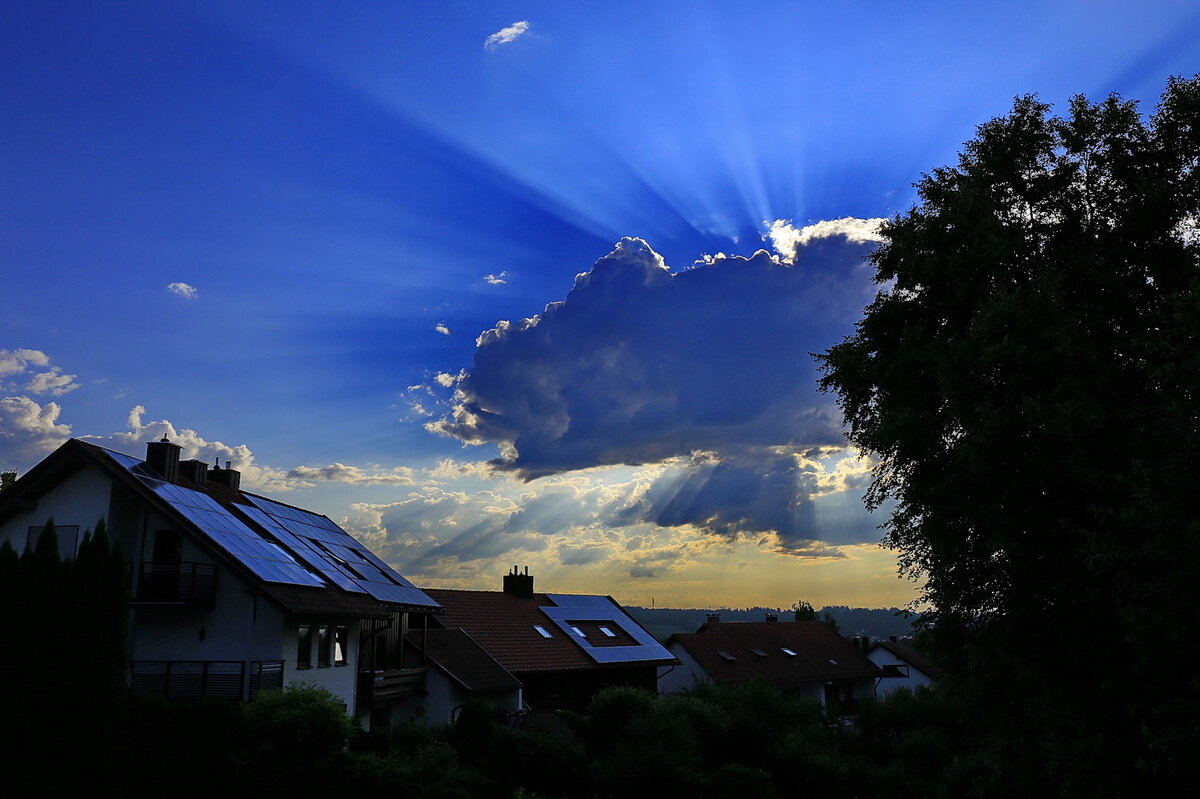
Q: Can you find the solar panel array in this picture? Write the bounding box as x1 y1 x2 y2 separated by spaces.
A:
102 447 436 607
542 594 674 664
243 495 438 608
105 450 325 588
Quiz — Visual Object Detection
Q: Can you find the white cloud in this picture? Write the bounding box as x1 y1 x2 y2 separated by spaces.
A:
83 405 299 492
435 322 451 336
434 371 459 388
765 217 886 264
167 282 198 300
0 349 50 378
286 463 416 486
484 21 529 51
0 396 72 466
428 458 504 481
483 272 508 285
25 367 79 396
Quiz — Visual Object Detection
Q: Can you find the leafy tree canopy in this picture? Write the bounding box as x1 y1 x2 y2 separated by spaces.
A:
819 74 1199 791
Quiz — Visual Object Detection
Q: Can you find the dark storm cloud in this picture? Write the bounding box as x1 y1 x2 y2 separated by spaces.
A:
429 233 880 477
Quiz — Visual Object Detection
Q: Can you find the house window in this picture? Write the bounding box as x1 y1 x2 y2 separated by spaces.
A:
569 625 587 638
334 625 348 666
598 626 616 638
26 525 81 561
751 648 768 658
317 625 331 667
297 625 313 669
533 625 553 638
718 650 736 662
781 647 797 656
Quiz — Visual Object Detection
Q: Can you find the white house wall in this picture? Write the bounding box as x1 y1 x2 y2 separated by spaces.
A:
659 643 711 694
868 648 935 698
281 617 362 712
0 464 113 555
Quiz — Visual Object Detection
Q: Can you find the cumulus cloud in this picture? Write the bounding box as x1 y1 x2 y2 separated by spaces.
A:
765 217 886 264
0 349 50 378
339 449 881 601
483 272 508 285
286 463 416 486
83 405 301 492
25 367 79 396
167 282 198 299
435 322 451 336
422 229 885 550
0 349 77 396
0 396 73 466
484 21 529 50
428 234 878 476
0 349 81 467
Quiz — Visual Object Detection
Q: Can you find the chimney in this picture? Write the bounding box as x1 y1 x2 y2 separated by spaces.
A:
502 565 534 598
177 459 209 486
145 437 182 482
706 613 721 624
206 460 241 493
765 612 779 622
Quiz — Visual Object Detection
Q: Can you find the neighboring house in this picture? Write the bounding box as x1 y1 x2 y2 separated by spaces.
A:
0 437 440 729
661 614 882 714
389 568 674 724
867 638 945 698
395 627 524 725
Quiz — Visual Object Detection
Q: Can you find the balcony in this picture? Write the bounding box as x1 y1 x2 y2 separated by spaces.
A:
134 562 217 606
359 667 425 703
130 659 284 701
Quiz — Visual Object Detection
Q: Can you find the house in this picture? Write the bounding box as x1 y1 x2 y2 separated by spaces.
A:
396 626 524 725
0 437 440 729
660 614 882 714
867 637 945 698
384 567 674 725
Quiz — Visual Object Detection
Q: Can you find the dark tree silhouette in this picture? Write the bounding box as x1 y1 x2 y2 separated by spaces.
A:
819 75 1200 794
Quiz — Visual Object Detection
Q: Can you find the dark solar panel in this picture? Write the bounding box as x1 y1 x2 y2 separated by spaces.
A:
244 495 438 608
235 505 365 593
103 450 325 588
542 594 674 664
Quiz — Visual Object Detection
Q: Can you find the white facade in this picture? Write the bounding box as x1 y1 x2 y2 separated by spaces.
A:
0 451 374 715
868 645 937 698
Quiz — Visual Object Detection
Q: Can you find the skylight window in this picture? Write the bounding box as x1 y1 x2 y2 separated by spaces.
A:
751 648 768 658
598 626 616 638
718 650 737 662
781 647 797 656
533 625 553 638
570 625 587 637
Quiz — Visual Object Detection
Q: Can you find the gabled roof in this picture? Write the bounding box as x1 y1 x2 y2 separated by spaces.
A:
669 621 882 687
406 628 523 694
423 588 675 673
868 639 947 682
0 439 437 617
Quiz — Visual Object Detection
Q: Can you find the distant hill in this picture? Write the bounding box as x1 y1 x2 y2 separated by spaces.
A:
625 605 920 643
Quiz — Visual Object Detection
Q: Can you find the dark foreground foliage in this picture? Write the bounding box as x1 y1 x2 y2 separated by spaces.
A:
819 73 1200 795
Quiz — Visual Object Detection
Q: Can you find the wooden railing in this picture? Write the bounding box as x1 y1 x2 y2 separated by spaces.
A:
134 562 218 606
359 667 425 703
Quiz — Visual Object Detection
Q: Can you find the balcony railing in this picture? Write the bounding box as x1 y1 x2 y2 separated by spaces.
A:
130 659 285 701
134 562 217 606
249 659 284 697
359 667 425 703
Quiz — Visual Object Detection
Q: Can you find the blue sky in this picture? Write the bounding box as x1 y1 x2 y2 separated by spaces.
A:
3 0 1197 608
